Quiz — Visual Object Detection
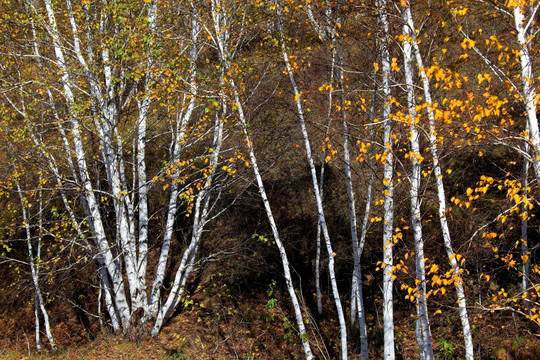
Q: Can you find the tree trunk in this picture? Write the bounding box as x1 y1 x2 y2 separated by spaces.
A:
402 6 474 359
521 122 531 315
375 1 395 359
401 5 434 359
276 3 348 358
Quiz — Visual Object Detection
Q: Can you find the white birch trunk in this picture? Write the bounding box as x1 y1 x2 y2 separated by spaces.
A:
315 27 334 316
34 294 42 353
34 179 43 353
16 180 57 352
202 3 314 356
402 7 474 360
19 59 123 331
513 4 540 188
40 106 122 331
151 118 223 333
231 77 314 360
511 4 538 316
149 9 200 317
334 9 370 356
315 221 323 315
315 156 328 317
133 0 158 322
401 6 433 359
376 1 395 359
153 2 231 332
315 41 334 317
276 7 348 359
353 74 379 360
67 0 154 322
521 122 531 314
88 0 145 316
355 142 374 360
42 0 132 330
152 63 224 334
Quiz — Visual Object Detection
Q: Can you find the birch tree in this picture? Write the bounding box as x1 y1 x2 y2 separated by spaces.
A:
400 3 433 359
14 174 57 352
276 2 348 358
510 1 540 188
402 4 474 359
304 2 369 355
375 0 395 358
206 1 314 357
0 0 228 336
354 80 377 360
521 126 531 314
148 2 204 327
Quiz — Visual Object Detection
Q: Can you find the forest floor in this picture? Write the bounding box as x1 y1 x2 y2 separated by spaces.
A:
1 279 540 360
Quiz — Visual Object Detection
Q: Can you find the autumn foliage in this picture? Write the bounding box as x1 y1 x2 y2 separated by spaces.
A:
1 0 540 359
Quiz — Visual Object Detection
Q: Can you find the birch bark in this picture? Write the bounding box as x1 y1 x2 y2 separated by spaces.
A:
16 179 57 352
202 2 315 357
402 6 474 359
354 84 377 360
375 1 395 359
513 3 540 188
231 78 314 359
276 3 347 358
521 122 531 315
401 5 433 359
41 0 132 330
149 7 200 316
152 0 225 334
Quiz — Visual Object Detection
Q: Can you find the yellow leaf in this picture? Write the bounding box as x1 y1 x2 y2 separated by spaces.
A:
507 0 518 8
